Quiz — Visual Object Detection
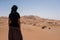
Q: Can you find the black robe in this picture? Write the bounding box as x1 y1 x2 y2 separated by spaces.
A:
8 12 23 40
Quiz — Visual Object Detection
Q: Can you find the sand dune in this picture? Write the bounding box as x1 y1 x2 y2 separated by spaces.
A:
0 15 60 40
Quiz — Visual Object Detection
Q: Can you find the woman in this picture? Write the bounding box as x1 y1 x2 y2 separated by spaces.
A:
8 5 23 40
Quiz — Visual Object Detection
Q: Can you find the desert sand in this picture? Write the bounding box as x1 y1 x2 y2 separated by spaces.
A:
0 15 60 40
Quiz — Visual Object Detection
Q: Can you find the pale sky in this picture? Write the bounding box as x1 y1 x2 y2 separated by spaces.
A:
0 0 60 20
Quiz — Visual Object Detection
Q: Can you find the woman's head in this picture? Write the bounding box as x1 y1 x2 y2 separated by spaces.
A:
11 5 18 12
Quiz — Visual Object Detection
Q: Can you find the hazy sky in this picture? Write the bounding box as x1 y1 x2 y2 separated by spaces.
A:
0 0 60 20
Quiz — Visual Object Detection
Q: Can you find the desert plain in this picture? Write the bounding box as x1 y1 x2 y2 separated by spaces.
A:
0 15 60 40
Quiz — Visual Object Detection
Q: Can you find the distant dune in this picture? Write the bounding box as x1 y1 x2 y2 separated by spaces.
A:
0 15 60 40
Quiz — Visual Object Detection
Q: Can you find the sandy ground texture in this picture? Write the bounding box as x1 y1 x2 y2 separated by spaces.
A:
0 16 60 40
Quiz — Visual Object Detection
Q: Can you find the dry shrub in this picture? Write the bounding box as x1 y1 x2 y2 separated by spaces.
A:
42 26 47 29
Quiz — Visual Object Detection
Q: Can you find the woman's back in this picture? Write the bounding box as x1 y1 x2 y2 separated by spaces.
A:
8 5 23 40
9 12 20 27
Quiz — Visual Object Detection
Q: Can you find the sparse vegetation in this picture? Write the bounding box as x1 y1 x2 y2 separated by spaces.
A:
48 27 51 29
33 23 36 26
48 22 53 24
47 22 55 26
42 26 47 29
